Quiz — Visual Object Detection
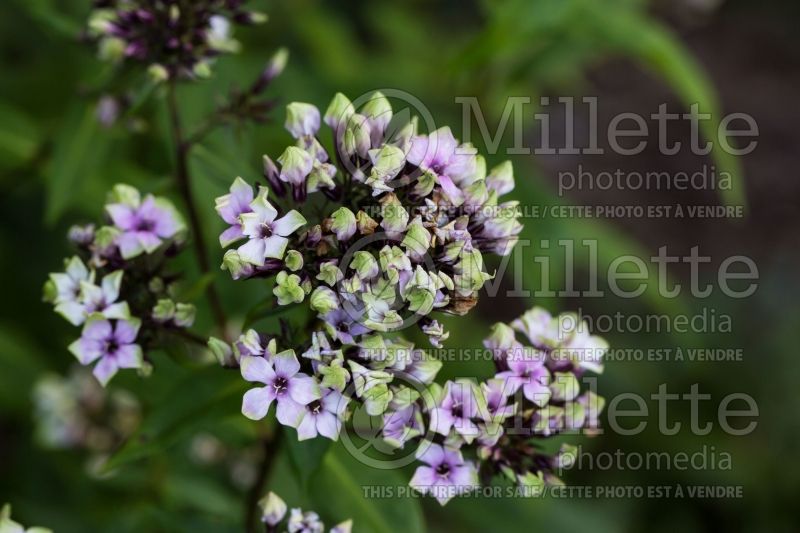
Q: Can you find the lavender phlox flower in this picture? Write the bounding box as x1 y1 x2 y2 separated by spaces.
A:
69 317 143 386
238 187 306 265
409 443 479 505
495 347 551 407
429 379 486 442
240 350 321 427
296 388 349 441
106 187 184 259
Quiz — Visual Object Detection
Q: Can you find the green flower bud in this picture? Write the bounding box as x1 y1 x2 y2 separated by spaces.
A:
42 279 58 304
221 249 253 280
342 113 371 158
361 91 393 133
368 144 405 183
318 358 350 392
324 92 354 130
259 492 287 527
316 261 343 286
379 193 409 236
208 337 236 367
285 102 321 138
147 63 169 83
401 219 431 259
330 207 357 241
284 249 304 272
486 160 515 195
192 61 212 78
174 303 196 328
351 251 379 279
152 299 176 323
273 271 305 305
363 383 393 416
309 286 339 315
356 210 378 235
516 471 546 496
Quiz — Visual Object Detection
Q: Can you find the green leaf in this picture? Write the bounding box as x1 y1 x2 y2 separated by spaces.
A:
45 103 111 224
0 323 46 414
0 103 40 171
285 437 331 487
102 356 245 473
310 445 425 533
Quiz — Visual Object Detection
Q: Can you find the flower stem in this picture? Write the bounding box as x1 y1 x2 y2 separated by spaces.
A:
166 82 227 333
245 430 282 532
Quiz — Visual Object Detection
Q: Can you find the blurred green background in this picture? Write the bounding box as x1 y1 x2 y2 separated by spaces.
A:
1 0 798 531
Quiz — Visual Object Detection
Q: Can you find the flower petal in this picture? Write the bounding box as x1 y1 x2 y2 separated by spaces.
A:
240 355 275 384
237 238 267 266
276 397 305 427
272 350 300 377
68 338 103 365
115 344 143 369
93 356 119 386
295 413 318 441
316 411 341 440
262 235 288 259
288 375 321 405
242 386 274 420
271 210 307 237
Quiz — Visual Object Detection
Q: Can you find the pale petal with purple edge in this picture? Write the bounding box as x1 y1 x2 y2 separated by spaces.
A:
272 350 301 377
288 375 321 404
276 397 305 427
262 235 289 259
322 390 348 416
240 355 275 383
216 177 253 224
102 302 130 320
137 231 163 253
242 387 275 420
93 357 119 386
449 463 478 488
101 271 123 302
271 210 307 236
428 127 459 164
115 344 143 368
249 188 279 222
237 238 267 265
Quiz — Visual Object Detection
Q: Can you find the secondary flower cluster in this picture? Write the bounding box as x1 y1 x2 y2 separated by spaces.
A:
88 0 265 80
215 93 522 348
44 184 195 386
403 307 608 504
259 492 351 533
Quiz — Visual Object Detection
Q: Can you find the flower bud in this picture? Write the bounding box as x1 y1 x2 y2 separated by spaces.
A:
174 303 196 328
152 299 176 323
309 286 340 315
284 249 304 272
277 146 314 186
324 92 354 130
351 251 379 280
379 193 409 237
316 261 343 286
330 207 357 241
285 102 321 139
208 337 236 367
147 63 169 83
356 210 377 235
361 91 393 136
258 492 287 526
221 249 255 280
342 113 372 159
273 271 305 305
486 160 515 196
108 183 141 206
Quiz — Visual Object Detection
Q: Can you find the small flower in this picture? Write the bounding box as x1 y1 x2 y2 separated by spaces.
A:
215 177 254 247
68 317 143 386
296 388 349 441
277 146 314 187
46 256 94 325
79 270 131 323
240 350 321 427
429 380 485 442
106 188 183 259
495 348 551 407
481 378 516 422
259 492 287 527
287 508 324 533
409 443 479 505
238 188 306 265
382 404 423 448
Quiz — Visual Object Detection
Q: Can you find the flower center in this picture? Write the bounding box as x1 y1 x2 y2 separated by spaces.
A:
435 463 451 477
451 403 464 419
259 223 273 238
307 400 322 415
272 376 288 395
105 340 119 355
136 218 155 232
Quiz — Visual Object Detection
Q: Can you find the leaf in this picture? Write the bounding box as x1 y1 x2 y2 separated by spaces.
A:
0 323 46 414
309 445 425 533
285 436 331 487
177 272 217 303
0 103 40 171
11 0 82 38
102 356 245 473
242 299 300 330
45 103 111 224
